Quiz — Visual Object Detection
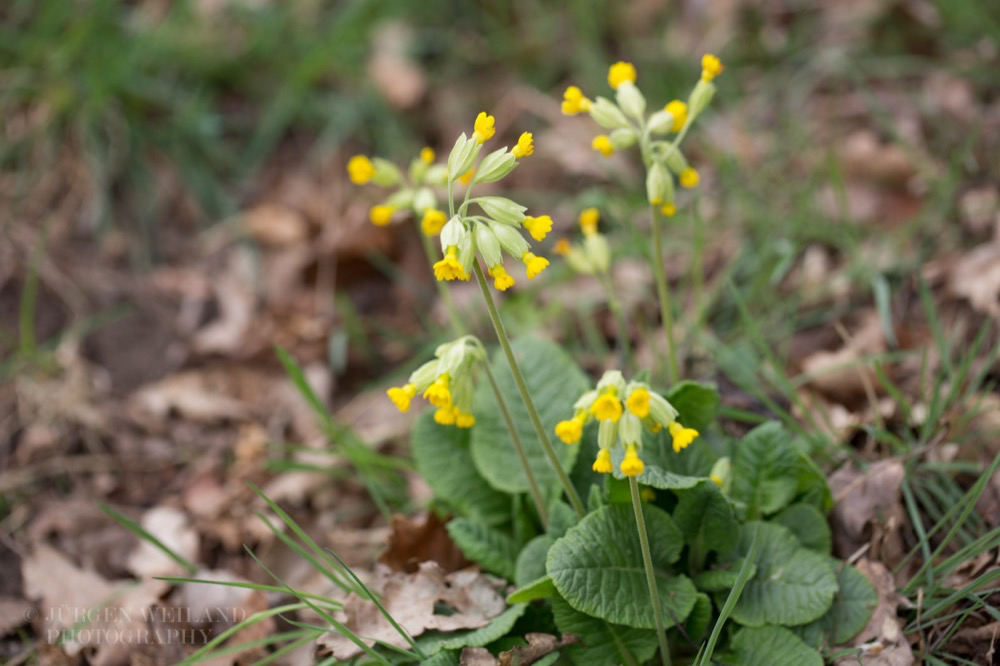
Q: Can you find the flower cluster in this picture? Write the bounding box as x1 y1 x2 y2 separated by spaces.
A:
555 371 700 477
347 147 451 236
561 55 724 216
554 208 611 276
386 336 486 428
431 113 552 291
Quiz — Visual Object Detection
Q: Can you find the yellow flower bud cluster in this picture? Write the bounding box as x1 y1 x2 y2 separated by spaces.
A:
554 370 700 478
386 336 487 428
346 146 449 236
430 113 551 292
560 54 725 213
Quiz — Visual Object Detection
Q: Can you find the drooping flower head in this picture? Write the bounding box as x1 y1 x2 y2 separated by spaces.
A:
386 336 487 428
555 371 700 477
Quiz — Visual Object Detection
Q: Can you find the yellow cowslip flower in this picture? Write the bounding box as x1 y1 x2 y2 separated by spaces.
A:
420 147 435 164
421 209 447 236
347 155 375 185
701 53 724 82
668 421 699 453
523 215 552 242
455 411 476 428
511 132 534 158
620 444 644 476
591 393 623 422
473 112 496 144
433 247 469 282
591 135 614 157
459 167 476 185
664 100 688 132
424 373 452 408
561 86 592 115
626 387 651 418
434 405 457 426
608 61 637 90
555 414 585 444
578 208 599 236
553 239 571 256
490 264 515 291
680 167 699 189
522 252 549 279
592 448 613 474
369 205 395 226
387 384 418 412
660 203 676 217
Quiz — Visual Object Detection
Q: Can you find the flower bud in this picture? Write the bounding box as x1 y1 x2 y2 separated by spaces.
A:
474 148 517 184
474 224 503 267
413 187 436 214
645 162 673 206
710 457 732 489
620 413 642 445
688 80 716 120
610 127 637 149
662 147 689 175
478 197 526 226
371 158 403 187
647 110 674 135
598 418 619 450
490 221 530 258
440 215 466 248
589 97 631 130
597 370 626 395
447 133 482 182
615 81 646 120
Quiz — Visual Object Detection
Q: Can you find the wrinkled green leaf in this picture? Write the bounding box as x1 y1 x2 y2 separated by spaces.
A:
547 504 697 629
673 481 739 556
731 422 800 518
515 535 554 586
666 381 720 432
446 518 517 580
412 412 509 525
774 503 831 554
795 562 877 648
418 604 527 655
472 338 588 500
685 592 713 643
727 625 823 666
693 558 758 593
725 522 838 627
507 575 555 604
551 594 658 665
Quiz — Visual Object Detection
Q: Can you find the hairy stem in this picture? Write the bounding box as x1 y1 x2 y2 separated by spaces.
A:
649 204 680 384
629 476 672 666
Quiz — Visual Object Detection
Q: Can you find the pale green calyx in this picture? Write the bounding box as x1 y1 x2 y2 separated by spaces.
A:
477 197 527 226
589 97 631 130
371 157 403 187
474 224 503 267
447 133 482 182
474 148 517 184
615 81 646 120
610 127 638 149
645 161 673 205
490 221 531 258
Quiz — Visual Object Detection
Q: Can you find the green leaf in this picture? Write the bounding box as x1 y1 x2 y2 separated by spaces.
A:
673 481 739 556
515 535 555 586
547 504 697 629
693 558 758 593
420 650 458 666
794 452 834 512
551 594 658 665
418 604 527 655
794 562 877 648
472 338 588 500
610 450 704 489
507 575 555 603
446 518 517 580
731 422 800 518
725 522 838 627
666 381 720 432
412 412 509 526
684 593 713 643
728 626 823 666
774 503 832 554
548 501 579 539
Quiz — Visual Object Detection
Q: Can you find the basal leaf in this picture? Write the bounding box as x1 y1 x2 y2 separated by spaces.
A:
472 338 588 500
548 501 579 539
412 412 509 525
418 604 527 655
795 452 834 512
774 503 832 554
673 481 739 556
666 381 720 432
728 625 823 666
547 503 697 629
507 575 555 603
685 592 713 643
794 562 876 648
515 535 554 586
693 558 758 593
731 422 800 518
725 522 838 627
551 594 658 665
446 518 517 580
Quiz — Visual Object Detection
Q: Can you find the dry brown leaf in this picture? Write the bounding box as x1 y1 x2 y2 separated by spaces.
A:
22 544 168 666
829 459 906 560
0 596 32 636
379 513 471 574
460 647 498 666
947 241 1000 318
835 559 914 665
192 249 257 355
838 130 917 185
125 507 199 579
317 562 507 659
241 204 308 247
499 633 579 665
950 621 1000 661
367 22 426 110
130 371 251 423
800 312 885 404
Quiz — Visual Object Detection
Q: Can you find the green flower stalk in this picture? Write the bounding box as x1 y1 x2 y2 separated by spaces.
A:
561 54 726 383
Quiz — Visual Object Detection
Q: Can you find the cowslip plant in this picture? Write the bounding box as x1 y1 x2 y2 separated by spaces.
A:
563 55 724 383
